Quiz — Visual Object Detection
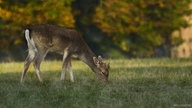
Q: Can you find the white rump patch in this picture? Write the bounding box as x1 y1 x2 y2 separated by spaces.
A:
25 29 38 53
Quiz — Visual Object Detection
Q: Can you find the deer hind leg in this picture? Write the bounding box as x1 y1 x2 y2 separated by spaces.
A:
33 50 48 82
21 50 36 83
68 60 74 82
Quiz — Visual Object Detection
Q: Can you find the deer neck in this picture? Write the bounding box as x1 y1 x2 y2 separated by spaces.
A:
79 47 99 74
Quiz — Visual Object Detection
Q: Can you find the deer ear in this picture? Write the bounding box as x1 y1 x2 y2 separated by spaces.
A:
93 57 99 66
98 55 103 62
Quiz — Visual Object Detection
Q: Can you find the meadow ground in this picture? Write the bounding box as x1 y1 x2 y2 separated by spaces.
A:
0 59 192 108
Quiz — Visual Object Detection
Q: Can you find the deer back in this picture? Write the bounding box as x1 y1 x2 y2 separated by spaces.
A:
28 24 86 54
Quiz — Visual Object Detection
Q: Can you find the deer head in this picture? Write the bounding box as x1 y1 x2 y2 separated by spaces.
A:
93 56 110 82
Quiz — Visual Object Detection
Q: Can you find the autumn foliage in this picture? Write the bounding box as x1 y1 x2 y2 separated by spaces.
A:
93 0 191 56
0 0 74 51
0 0 191 59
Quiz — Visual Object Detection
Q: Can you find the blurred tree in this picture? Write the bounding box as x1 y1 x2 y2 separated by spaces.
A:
93 0 191 57
72 0 104 56
0 0 192 60
72 0 133 58
0 0 74 52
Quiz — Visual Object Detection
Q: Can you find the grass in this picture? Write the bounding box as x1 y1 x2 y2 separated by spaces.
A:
0 58 192 108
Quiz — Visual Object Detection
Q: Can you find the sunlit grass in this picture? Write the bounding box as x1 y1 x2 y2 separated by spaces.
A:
0 58 192 108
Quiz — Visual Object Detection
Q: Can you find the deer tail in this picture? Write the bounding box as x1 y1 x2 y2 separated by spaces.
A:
25 29 38 53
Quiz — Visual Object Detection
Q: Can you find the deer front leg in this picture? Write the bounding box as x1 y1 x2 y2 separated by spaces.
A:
61 51 69 80
68 60 74 82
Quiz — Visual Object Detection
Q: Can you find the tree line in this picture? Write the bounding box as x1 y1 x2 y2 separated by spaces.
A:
0 0 191 61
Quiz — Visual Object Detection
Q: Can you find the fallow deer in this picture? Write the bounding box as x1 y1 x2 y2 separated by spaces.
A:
21 24 110 83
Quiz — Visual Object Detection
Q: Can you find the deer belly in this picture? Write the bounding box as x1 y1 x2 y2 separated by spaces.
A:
49 46 64 54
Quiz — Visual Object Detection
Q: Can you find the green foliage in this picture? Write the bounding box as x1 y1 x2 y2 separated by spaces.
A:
93 0 191 57
0 0 74 51
0 0 192 59
0 59 192 107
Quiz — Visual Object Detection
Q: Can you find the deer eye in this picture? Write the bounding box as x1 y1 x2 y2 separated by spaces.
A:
101 71 107 76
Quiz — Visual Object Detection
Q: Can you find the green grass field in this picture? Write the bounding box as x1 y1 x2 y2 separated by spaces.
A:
0 59 192 108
